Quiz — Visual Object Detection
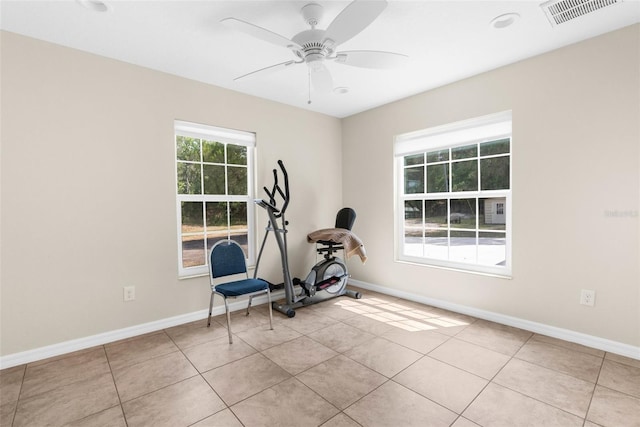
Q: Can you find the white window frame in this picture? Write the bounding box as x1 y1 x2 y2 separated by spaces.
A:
175 120 257 278
394 111 512 277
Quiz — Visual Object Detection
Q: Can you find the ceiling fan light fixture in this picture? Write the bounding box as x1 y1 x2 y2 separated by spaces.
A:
490 12 520 29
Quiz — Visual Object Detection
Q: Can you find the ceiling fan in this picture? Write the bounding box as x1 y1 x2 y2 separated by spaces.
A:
221 0 408 99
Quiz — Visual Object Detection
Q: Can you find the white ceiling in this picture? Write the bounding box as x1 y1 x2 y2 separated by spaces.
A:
2 0 639 118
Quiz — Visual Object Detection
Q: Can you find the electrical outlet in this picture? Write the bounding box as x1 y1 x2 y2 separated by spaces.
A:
580 289 595 307
123 286 135 301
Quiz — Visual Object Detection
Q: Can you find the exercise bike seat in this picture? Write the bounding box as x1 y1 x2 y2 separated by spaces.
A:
317 208 356 247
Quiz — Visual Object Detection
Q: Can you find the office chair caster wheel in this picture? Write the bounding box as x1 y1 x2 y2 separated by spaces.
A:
286 309 296 318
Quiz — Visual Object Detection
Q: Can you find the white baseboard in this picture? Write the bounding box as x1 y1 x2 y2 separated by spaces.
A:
0 291 284 370
348 279 640 360
2 283 638 369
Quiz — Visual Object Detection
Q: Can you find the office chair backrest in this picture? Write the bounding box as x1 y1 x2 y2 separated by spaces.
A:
335 207 356 231
210 240 247 278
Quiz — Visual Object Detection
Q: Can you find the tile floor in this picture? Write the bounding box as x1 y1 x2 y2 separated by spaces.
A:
1 288 639 427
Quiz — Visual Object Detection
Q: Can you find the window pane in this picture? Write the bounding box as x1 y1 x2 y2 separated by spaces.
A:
228 166 248 195
176 136 200 162
451 160 477 191
229 202 247 229
424 200 447 228
450 198 476 229
403 234 423 257
206 233 227 257
452 144 477 160
177 163 201 194
481 156 510 190
227 144 247 165
405 200 423 221
450 230 476 263
182 234 205 268
427 149 449 163
480 138 510 156
424 229 448 260
205 202 227 229
478 232 506 266
479 198 506 230
404 200 423 257
404 154 424 166
426 164 449 193
202 139 224 163
405 166 424 194
229 231 249 256
181 202 203 233
203 164 225 194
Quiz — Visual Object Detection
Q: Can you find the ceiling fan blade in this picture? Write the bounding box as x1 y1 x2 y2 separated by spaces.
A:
323 0 387 47
310 63 333 93
234 60 299 82
335 50 409 69
221 18 301 50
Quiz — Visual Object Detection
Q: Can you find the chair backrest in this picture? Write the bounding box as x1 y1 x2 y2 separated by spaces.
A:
335 207 356 231
209 240 248 279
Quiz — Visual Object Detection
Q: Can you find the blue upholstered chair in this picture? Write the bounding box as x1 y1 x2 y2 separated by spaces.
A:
207 239 273 343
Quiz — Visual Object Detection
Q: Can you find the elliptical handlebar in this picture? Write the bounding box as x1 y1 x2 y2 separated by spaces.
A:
257 160 290 218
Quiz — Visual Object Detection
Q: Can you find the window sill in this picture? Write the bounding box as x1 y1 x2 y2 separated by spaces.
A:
395 258 512 279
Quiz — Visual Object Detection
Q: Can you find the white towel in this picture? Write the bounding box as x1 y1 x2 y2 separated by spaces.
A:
307 228 367 263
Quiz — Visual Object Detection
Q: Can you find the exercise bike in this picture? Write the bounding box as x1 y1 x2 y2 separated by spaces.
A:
254 160 361 318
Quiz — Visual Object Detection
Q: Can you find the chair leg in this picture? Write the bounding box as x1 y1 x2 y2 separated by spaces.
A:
267 289 273 331
246 295 254 316
223 297 233 344
207 292 215 327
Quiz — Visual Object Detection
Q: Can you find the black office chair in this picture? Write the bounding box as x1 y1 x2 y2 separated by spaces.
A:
207 239 273 344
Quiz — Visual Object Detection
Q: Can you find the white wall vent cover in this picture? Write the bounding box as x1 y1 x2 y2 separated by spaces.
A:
541 0 621 26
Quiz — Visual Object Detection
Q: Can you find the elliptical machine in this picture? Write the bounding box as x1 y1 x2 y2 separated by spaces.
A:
254 160 361 318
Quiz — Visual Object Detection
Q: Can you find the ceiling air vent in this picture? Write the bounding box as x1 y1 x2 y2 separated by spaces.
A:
541 0 621 26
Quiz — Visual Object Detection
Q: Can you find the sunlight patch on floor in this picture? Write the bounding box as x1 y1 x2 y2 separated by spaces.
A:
332 295 470 332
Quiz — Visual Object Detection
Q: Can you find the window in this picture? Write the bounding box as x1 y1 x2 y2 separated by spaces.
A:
394 112 512 276
175 120 256 277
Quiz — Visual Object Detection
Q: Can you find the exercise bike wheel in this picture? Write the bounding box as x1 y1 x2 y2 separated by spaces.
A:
322 262 347 294
286 309 295 318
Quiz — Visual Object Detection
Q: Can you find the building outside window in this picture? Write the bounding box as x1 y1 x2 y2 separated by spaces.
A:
175 120 256 278
394 111 512 276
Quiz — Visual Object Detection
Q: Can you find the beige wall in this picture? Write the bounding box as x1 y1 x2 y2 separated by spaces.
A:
0 31 342 356
2 25 639 359
342 24 640 347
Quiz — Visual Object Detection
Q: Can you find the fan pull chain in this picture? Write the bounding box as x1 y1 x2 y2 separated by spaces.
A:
307 68 312 104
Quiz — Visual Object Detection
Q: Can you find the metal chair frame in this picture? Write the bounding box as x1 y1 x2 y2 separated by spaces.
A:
207 239 273 343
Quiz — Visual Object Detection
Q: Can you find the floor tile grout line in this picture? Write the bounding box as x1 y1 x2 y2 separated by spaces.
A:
167 324 287 421
487 380 593 422
105 341 138 427
8 364 26 427
489 333 598 423
13 347 115 407
509 339 605 384
309 316 464 422
581 353 612 427
170 320 257 426
451 329 535 425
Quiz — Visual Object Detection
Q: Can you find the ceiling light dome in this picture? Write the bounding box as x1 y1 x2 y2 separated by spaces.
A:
490 13 520 29
77 0 111 13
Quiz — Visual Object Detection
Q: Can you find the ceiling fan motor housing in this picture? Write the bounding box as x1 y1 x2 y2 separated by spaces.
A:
292 29 334 65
